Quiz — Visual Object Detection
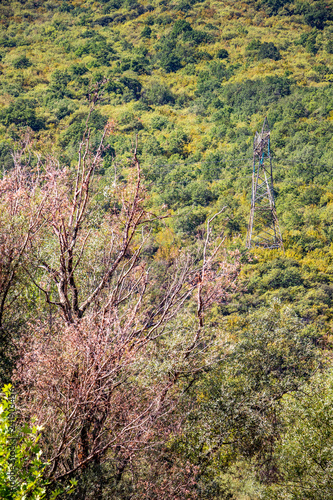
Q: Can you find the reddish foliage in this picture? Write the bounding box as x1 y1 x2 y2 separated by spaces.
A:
10 117 241 494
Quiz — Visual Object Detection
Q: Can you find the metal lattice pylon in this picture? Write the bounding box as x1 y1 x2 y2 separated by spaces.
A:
246 118 283 250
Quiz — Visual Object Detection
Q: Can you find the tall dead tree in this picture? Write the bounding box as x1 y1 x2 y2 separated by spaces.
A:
13 117 240 491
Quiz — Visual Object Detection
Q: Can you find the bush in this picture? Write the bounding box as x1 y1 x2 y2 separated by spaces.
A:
174 206 206 233
171 20 193 36
75 39 117 65
129 55 151 75
94 15 114 26
12 55 32 69
296 31 319 54
142 136 163 156
120 77 142 100
142 82 175 106
245 39 262 53
183 29 212 44
0 36 16 48
58 0 74 12
185 180 213 206
196 61 234 101
217 48 229 59
221 76 291 118
301 1 333 29
166 129 189 156
47 70 72 99
0 385 77 497
257 41 281 60
102 0 123 11
259 0 290 15
53 99 75 121
69 63 88 76
119 111 143 131
326 39 333 54
174 0 203 13
201 151 225 180
0 142 14 170
141 26 152 38
150 115 169 130
158 45 182 73
270 370 333 499
105 77 142 101
0 99 44 131
0 384 48 498
155 20 211 74
59 110 107 147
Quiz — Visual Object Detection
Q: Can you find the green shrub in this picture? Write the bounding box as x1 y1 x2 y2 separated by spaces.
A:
129 54 151 74
58 0 74 13
174 0 204 13
195 61 234 103
47 70 72 99
296 30 319 54
201 151 226 180
12 55 32 69
142 136 163 156
0 142 14 170
141 26 152 38
53 99 75 121
257 41 281 60
220 76 291 118
259 0 290 15
166 129 189 156
0 384 47 498
171 19 193 36
142 82 175 105
154 20 211 73
185 180 214 206
245 39 261 53
75 39 117 65
119 111 143 131
0 36 16 48
120 77 142 99
150 115 169 130
183 29 212 44
297 0 333 30
102 0 123 12
59 110 107 147
326 39 333 54
161 164 195 206
157 43 182 72
69 63 88 76
217 48 229 59
174 206 206 233
268 370 333 499
105 77 142 101
0 99 45 131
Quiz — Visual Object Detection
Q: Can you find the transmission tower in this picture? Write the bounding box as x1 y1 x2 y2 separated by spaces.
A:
246 118 283 250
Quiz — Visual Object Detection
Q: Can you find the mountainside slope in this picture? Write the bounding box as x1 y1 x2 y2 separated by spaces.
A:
1 0 333 332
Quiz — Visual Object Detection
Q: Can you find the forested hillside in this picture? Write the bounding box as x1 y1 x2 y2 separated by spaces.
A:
0 0 333 498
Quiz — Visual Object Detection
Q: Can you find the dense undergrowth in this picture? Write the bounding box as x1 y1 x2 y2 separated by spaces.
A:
1 0 333 498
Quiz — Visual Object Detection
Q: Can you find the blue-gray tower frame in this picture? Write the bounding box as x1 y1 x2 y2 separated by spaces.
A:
246 118 283 250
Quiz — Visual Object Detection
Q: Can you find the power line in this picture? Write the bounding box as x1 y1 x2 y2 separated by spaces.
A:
142 159 333 168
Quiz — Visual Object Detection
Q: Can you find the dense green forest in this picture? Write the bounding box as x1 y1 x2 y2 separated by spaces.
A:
0 0 333 498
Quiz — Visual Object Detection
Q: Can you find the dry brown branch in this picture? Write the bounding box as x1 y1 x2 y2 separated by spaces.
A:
0 144 48 331
11 113 241 492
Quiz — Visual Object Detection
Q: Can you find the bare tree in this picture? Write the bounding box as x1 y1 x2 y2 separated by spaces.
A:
0 141 47 332
13 118 240 493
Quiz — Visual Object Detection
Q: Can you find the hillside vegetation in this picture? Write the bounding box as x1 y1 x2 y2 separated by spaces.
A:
1 0 333 330
1 0 333 498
